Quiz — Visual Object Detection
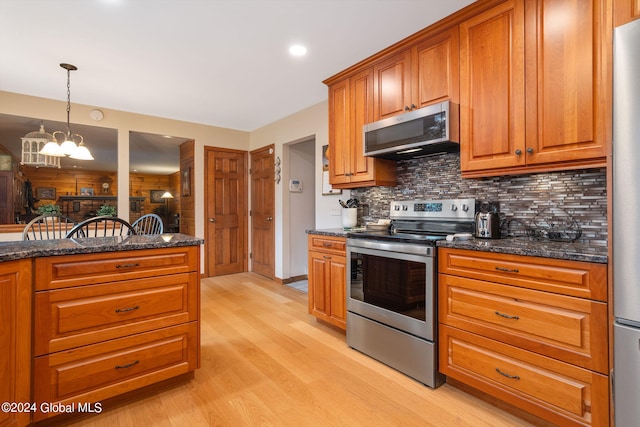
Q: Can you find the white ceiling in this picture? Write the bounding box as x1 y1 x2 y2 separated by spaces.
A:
0 0 474 171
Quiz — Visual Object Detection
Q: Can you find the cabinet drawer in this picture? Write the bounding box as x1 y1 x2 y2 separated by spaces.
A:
33 322 198 422
35 246 199 290
439 325 609 427
438 248 607 301
308 235 346 255
34 272 198 356
439 274 608 374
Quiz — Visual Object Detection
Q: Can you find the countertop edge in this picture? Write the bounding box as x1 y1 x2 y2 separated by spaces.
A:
307 229 608 264
0 234 204 263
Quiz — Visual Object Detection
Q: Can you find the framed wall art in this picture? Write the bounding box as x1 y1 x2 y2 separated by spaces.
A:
37 187 56 200
182 167 191 197
80 187 94 196
321 145 341 195
150 190 165 203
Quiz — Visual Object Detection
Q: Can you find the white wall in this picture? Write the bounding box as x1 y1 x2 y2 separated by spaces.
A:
250 100 348 280
0 91 251 256
287 138 315 278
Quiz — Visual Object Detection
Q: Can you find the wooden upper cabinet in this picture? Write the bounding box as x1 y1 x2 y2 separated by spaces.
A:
328 69 396 188
373 50 413 120
413 26 460 109
461 0 611 177
524 0 610 167
460 0 526 173
615 0 640 26
328 78 351 187
373 26 460 121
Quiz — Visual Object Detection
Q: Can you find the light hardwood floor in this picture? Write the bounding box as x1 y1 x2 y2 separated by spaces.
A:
59 272 534 427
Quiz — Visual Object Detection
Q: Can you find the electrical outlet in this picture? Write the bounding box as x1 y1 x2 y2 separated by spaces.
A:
330 207 341 216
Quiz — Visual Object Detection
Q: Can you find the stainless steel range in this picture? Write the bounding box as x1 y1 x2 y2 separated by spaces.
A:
346 198 475 388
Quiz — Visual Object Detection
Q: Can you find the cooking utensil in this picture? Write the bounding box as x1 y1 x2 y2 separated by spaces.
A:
346 198 359 208
338 200 348 208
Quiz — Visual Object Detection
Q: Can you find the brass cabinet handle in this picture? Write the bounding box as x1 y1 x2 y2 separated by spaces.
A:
115 305 140 313
115 360 140 370
116 263 140 269
495 266 519 273
495 368 520 380
495 311 519 320
323 255 332 260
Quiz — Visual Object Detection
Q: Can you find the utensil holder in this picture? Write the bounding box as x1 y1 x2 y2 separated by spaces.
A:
342 208 357 228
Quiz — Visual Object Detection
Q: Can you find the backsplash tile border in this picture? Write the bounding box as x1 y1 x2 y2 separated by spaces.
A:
350 153 607 246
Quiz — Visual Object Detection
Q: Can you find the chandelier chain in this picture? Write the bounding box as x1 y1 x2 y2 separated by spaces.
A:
66 68 71 136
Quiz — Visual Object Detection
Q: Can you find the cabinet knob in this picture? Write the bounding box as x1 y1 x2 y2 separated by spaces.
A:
410 104 416 110
527 147 534 154
209 218 216 223
267 216 273 221
515 149 522 156
404 106 411 111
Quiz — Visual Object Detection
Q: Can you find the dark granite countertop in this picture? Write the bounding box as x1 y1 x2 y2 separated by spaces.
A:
306 228 351 237
307 229 607 264
0 233 204 263
437 237 607 264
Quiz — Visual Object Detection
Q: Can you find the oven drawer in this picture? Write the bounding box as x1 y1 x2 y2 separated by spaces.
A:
438 248 607 301
438 274 608 374
35 246 199 291
308 234 346 255
34 272 198 356
439 325 609 427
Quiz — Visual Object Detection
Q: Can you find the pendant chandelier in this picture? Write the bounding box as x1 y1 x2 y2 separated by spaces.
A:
39 63 94 160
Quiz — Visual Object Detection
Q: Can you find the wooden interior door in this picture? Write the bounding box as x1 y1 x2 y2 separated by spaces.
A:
205 147 247 277
250 145 275 279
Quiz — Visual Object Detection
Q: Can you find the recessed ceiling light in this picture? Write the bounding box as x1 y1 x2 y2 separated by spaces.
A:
289 45 307 56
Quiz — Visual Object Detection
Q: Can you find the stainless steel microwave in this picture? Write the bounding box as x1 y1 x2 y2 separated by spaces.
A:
363 100 459 160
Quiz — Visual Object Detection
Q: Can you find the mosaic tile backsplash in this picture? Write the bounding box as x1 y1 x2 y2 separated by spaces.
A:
350 153 608 246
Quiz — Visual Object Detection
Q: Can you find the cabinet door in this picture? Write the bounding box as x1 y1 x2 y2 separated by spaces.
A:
460 0 526 173
0 259 31 427
328 79 351 186
308 248 346 330
328 255 347 328
348 68 377 184
309 251 330 319
525 0 610 166
413 26 460 108
615 0 640 26
373 50 413 120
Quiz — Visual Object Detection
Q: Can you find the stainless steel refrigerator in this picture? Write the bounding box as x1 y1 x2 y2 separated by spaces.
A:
613 17 640 427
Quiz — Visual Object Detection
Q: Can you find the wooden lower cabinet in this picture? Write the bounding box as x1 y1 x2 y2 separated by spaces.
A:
308 234 347 330
440 325 609 426
32 246 201 423
438 248 609 426
0 259 31 427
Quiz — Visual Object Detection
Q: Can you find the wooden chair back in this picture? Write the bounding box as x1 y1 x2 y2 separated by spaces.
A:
22 214 77 241
131 213 164 235
65 216 136 239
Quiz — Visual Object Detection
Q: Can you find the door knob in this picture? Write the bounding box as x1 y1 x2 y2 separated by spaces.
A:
209 218 216 223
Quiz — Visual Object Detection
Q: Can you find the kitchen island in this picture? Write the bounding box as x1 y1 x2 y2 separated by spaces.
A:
0 234 203 426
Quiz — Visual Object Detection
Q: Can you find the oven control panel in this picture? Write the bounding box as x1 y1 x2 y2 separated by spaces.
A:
390 198 476 221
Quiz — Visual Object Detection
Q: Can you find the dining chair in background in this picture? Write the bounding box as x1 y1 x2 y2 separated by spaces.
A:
65 216 136 239
131 213 164 235
22 214 77 241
